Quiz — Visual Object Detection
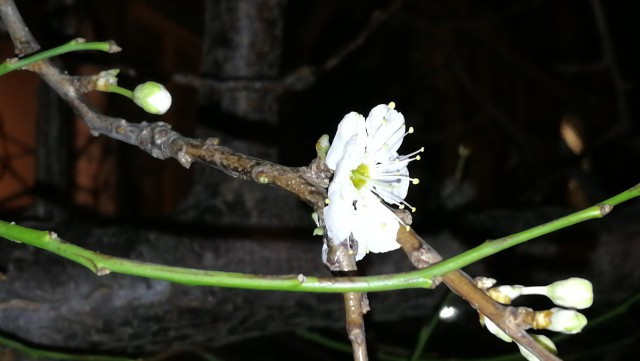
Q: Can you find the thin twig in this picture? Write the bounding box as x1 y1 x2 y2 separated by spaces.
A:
590 0 631 140
0 0 39 55
323 236 370 360
173 0 406 94
344 291 369 361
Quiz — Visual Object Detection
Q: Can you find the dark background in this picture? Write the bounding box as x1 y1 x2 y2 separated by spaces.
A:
1 0 640 360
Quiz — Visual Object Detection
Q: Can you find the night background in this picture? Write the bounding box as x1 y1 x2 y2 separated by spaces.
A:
1 0 640 360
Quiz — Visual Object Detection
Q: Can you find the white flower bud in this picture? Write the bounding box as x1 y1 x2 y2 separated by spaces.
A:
545 277 593 309
133 81 172 115
548 307 587 334
480 315 512 343
516 334 557 361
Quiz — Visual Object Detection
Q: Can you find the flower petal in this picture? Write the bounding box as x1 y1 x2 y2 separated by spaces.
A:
351 194 400 260
365 104 406 161
326 112 366 170
324 190 355 243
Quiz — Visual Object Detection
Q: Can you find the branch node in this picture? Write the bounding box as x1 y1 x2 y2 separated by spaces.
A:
257 173 271 184
599 203 613 216
177 149 194 169
96 267 111 276
204 137 220 147
106 40 122 53
136 121 175 159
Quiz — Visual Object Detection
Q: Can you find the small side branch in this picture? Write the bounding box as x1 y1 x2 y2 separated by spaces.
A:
344 291 369 361
0 0 39 55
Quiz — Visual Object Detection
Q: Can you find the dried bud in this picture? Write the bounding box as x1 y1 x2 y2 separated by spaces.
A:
488 284 524 304
95 69 120 91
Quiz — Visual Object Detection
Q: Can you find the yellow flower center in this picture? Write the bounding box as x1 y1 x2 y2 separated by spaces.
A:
350 163 370 189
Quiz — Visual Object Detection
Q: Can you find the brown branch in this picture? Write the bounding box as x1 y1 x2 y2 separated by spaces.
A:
0 1 560 360
0 0 39 55
323 229 370 360
397 227 561 361
344 291 369 361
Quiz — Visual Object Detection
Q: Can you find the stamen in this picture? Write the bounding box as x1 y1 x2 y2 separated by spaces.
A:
388 101 396 109
365 181 417 212
392 147 424 164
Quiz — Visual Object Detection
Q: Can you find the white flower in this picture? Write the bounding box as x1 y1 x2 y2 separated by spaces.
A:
323 102 422 261
133 81 172 115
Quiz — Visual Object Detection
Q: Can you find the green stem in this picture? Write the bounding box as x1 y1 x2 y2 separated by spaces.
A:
1 183 640 294
106 84 134 99
0 220 432 292
0 334 136 361
0 38 118 76
416 183 640 277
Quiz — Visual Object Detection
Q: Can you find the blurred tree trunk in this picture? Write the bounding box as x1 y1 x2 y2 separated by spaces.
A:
176 0 309 228
28 84 72 221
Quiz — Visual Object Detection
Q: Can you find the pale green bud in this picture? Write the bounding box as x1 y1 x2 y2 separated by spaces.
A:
316 134 330 159
133 81 172 115
548 307 587 334
545 277 593 309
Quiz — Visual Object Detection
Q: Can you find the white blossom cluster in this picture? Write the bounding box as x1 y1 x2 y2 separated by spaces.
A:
482 277 594 360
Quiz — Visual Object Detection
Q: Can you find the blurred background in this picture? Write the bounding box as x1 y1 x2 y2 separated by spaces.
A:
1 0 639 360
